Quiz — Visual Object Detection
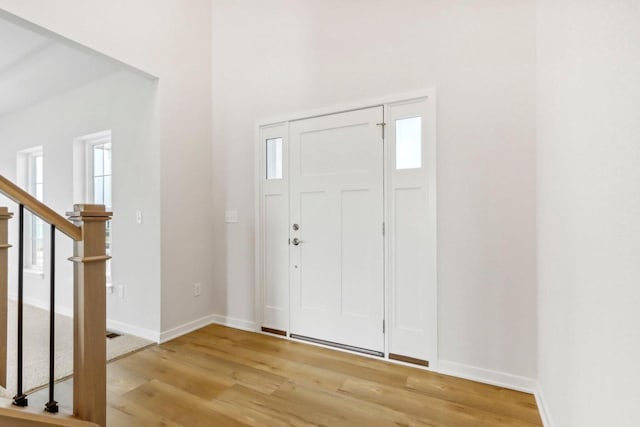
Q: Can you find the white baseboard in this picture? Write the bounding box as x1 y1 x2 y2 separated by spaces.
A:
437 360 537 394
158 314 256 344
209 314 257 332
534 385 554 427
107 319 160 343
159 314 217 344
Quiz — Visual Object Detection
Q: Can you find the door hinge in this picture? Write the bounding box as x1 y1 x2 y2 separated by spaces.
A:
383 319 386 333
382 222 385 236
376 122 386 139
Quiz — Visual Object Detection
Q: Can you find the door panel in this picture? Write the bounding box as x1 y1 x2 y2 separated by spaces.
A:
290 107 384 353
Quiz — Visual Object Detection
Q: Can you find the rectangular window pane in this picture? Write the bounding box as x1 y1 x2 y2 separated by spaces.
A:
24 151 44 270
266 137 283 180
34 219 44 267
395 117 422 170
104 176 112 209
31 215 38 265
35 155 43 183
94 145 104 176
104 143 112 175
36 183 43 201
94 176 104 205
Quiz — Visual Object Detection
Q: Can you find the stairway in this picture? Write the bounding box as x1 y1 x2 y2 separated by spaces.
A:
1 175 111 426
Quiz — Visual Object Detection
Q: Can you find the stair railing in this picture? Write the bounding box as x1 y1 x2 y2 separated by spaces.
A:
0 174 111 427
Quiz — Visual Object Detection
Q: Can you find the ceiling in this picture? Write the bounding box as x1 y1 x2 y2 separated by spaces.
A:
0 14 123 117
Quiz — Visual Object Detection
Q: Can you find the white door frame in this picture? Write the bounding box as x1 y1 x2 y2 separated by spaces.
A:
254 89 437 369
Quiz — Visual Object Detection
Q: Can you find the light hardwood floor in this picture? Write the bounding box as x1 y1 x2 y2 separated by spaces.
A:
33 324 543 426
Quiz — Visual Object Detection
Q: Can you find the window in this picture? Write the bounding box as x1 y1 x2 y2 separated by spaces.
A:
28 152 45 270
266 137 283 180
74 131 113 285
91 142 112 208
89 139 112 284
395 117 422 170
16 148 45 273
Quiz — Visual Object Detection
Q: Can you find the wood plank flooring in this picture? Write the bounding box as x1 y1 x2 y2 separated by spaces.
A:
34 324 543 426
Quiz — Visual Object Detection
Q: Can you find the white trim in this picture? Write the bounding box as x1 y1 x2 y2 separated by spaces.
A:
158 314 217 344
256 89 437 127
74 130 112 204
383 104 391 358
16 146 45 272
209 314 258 333
437 360 537 394
253 122 263 330
107 319 160 343
158 314 259 345
534 385 554 427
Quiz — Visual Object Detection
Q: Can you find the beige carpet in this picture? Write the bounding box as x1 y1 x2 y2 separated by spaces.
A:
6 301 153 394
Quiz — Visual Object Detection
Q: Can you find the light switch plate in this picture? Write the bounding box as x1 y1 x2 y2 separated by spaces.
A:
225 210 239 223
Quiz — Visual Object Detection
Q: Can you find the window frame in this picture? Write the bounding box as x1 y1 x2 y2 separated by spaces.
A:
85 136 113 207
75 130 113 286
17 146 45 275
265 137 284 180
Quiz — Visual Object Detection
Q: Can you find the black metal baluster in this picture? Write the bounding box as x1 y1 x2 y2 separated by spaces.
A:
45 225 58 413
13 204 27 407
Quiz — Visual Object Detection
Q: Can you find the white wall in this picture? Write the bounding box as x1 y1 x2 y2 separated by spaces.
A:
0 1 539 384
537 1 640 425
0 1 214 335
0 71 161 335
212 0 538 380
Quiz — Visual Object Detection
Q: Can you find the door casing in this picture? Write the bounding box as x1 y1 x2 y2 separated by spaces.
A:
254 89 438 369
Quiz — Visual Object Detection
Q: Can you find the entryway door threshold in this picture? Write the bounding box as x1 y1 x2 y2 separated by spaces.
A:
289 334 384 358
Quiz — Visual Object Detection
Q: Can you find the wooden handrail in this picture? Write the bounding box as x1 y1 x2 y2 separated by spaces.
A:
0 177 110 426
0 175 81 241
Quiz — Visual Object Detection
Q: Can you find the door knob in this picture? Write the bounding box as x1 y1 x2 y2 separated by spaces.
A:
292 238 303 246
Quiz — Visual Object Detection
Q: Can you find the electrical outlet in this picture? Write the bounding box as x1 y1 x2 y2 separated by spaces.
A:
194 283 202 297
136 210 143 225
117 285 125 299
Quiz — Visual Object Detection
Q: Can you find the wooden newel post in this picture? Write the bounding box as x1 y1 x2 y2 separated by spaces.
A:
67 204 111 427
0 207 13 390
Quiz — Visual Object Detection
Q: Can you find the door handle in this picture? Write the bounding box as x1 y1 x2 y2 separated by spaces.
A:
291 238 304 246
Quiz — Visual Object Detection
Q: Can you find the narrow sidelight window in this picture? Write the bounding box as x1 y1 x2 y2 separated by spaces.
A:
395 117 422 170
266 137 283 180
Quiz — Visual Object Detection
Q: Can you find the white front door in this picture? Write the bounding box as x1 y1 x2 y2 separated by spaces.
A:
289 107 385 354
